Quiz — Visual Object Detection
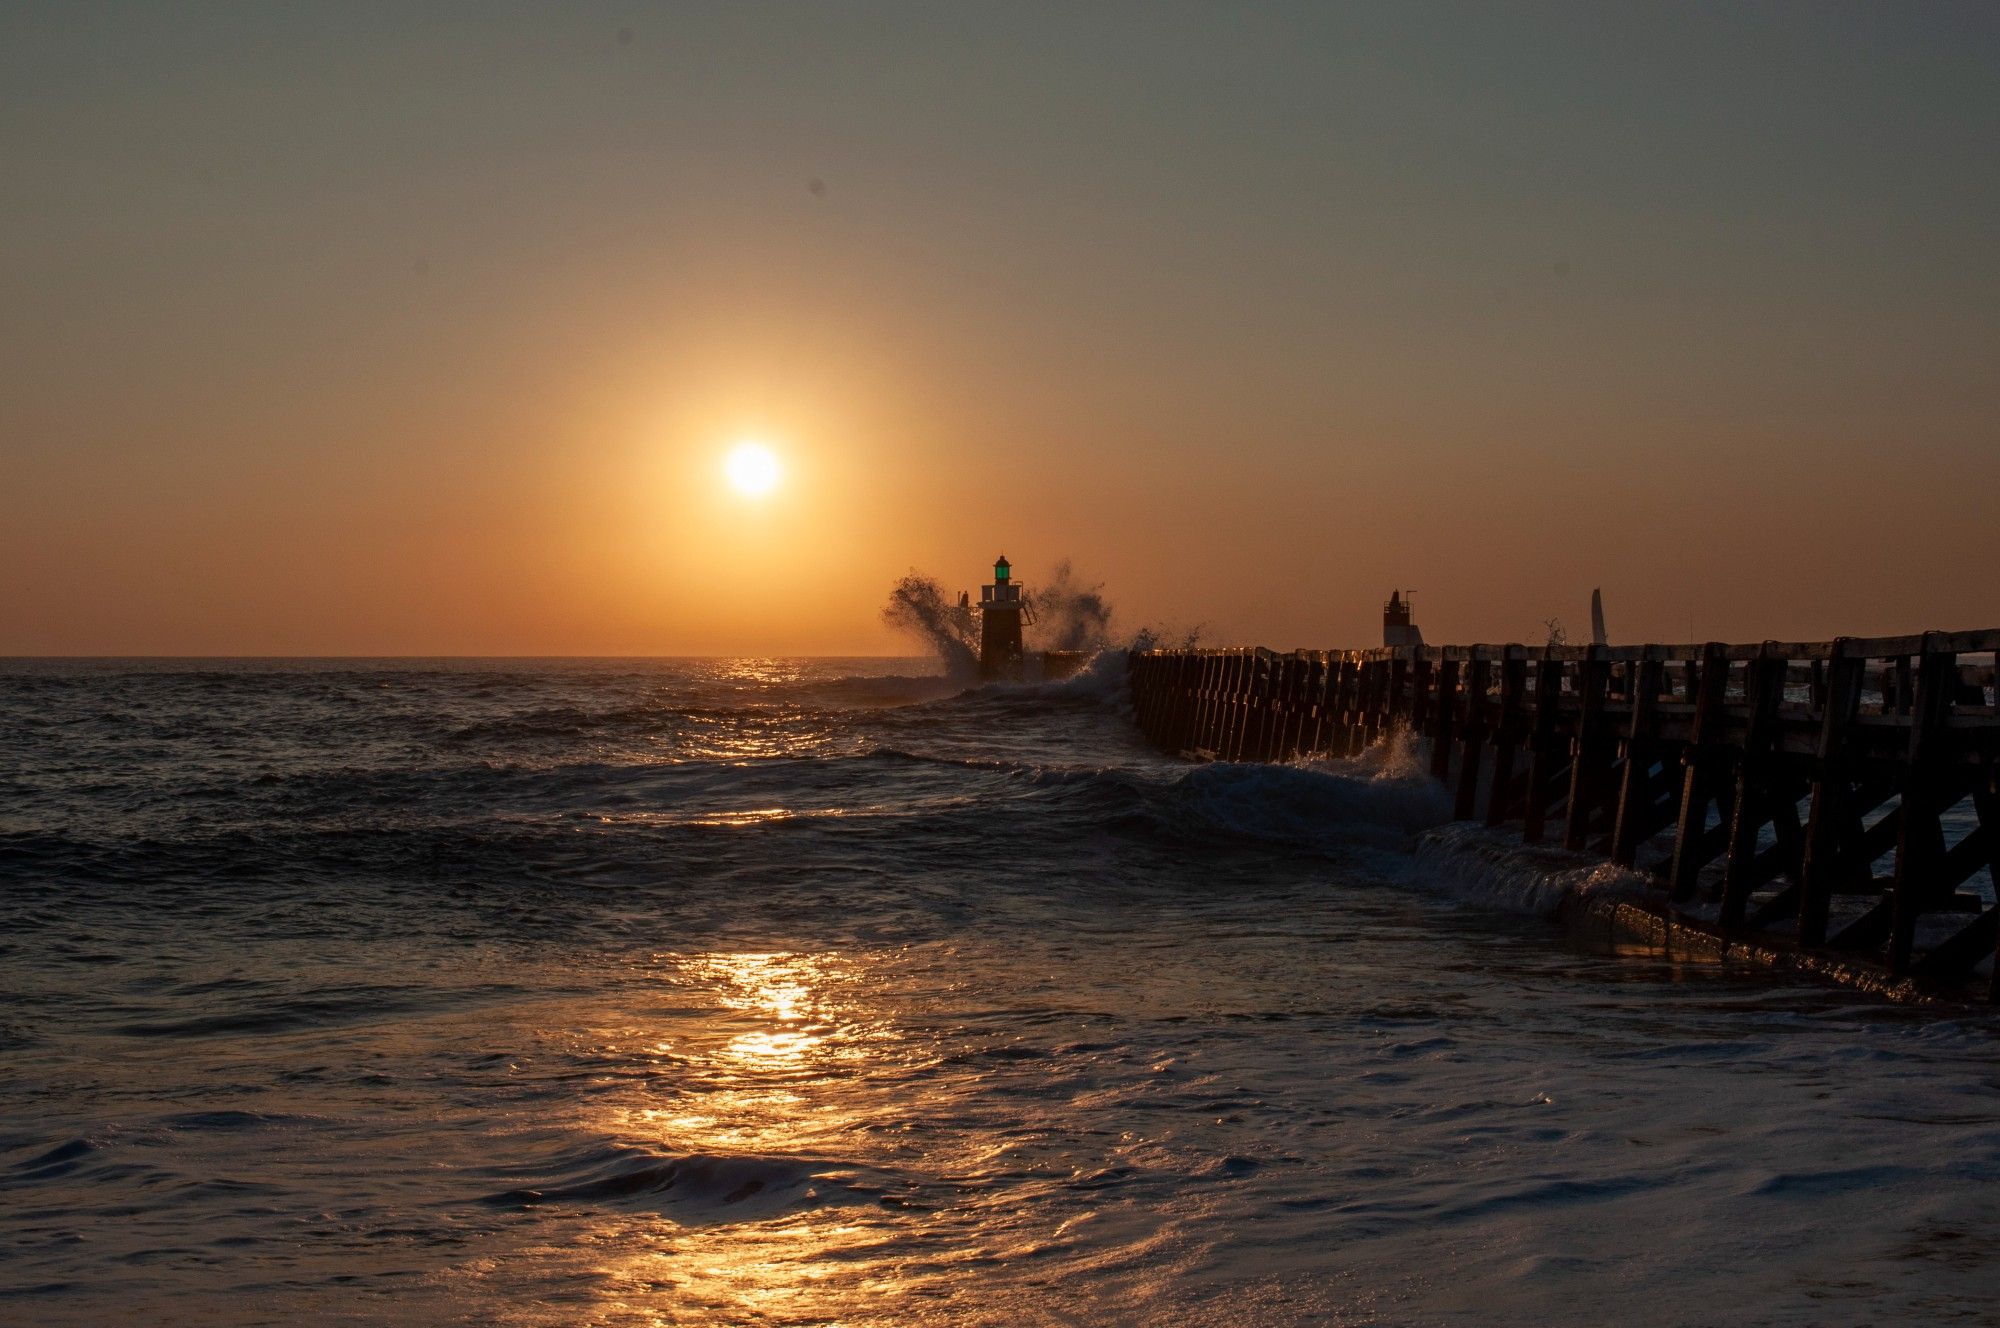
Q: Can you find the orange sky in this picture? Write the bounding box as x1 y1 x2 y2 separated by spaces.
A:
4 5 1996 655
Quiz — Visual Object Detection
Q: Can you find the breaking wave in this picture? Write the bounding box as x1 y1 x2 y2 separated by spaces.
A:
477 1141 894 1223
1163 746 1453 853
1413 821 1656 917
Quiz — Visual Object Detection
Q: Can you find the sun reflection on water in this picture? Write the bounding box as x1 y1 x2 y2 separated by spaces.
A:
692 951 833 1071
548 949 935 1322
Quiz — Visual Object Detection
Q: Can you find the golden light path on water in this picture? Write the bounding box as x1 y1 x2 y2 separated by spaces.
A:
553 949 949 1325
470 662 989 1323
487 659 1126 1324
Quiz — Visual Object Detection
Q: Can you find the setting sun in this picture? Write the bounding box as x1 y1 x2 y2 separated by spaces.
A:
724 442 783 498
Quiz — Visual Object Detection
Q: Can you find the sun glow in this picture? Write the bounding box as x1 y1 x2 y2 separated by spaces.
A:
724 441 783 498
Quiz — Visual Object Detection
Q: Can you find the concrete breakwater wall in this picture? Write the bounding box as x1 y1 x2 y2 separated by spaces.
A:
1128 632 2000 1001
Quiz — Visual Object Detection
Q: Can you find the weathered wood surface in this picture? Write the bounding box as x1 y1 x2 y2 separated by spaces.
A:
1128 631 2000 1000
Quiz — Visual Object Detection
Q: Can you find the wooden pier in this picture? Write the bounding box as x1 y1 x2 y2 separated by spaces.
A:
1128 632 2000 1000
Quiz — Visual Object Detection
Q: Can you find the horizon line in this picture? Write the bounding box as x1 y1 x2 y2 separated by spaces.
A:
0 653 948 662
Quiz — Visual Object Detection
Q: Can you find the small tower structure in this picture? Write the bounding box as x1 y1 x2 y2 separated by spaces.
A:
978 554 1029 678
1383 590 1424 648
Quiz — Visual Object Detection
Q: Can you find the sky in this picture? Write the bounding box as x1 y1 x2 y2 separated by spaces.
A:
3 1 1996 655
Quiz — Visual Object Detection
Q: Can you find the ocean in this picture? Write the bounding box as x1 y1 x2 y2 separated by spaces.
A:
4 657 1998 1326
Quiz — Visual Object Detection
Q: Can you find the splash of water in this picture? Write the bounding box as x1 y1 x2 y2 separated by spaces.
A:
1028 560 1113 653
881 573 978 679
1128 623 1206 652
883 561 1201 675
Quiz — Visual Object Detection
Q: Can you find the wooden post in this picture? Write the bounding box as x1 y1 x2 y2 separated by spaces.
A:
1563 647 1611 851
1668 644 1731 903
1358 657 1383 750
1796 642 1866 946
1273 654 1299 759
1193 653 1216 755
1430 659 1460 783
1454 655 1491 821
1186 654 1212 753
1328 654 1352 754
1304 656 1336 756
1138 654 1166 745
1409 655 1435 737
1522 654 1564 844
1485 648 1529 826
1340 657 1367 756
1283 656 1314 758
1363 658 1390 750
1609 652 1665 866
1205 653 1231 754
1174 653 1199 752
1287 654 1314 758
1228 652 1257 760
1384 656 1411 752
1231 653 1267 761
1888 637 1959 974
1988 769 2000 1003
1718 645 1787 930
1268 655 1297 760
1211 653 1241 757
1246 655 1276 761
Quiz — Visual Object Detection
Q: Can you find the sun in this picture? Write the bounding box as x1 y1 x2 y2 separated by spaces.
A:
723 441 783 498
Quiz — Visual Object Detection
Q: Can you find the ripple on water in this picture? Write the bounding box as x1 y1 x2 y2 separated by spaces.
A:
476 1141 903 1224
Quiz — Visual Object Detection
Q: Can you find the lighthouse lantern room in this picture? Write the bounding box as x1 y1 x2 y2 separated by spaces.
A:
978 554 1028 677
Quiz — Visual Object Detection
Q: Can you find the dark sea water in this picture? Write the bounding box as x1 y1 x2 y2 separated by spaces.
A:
4 657 1999 1326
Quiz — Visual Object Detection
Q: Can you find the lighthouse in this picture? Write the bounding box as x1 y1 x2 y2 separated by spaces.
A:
978 554 1029 678
1383 590 1424 648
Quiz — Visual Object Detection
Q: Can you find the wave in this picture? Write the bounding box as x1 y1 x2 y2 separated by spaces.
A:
870 728 1453 856
476 1141 894 1224
1161 743 1453 854
4 731 1465 893
892 647 1134 716
1411 821 1656 918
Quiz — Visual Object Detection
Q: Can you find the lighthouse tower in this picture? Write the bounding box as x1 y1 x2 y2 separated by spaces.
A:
1383 590 1424 648
978 555 1028 678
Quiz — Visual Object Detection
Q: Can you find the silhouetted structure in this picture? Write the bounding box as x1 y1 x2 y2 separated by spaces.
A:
1129 628 2000 1001
1383 591 1423 648
978 555 1027 679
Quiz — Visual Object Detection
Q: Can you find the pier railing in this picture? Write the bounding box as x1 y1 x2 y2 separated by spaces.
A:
1129 631 2000 999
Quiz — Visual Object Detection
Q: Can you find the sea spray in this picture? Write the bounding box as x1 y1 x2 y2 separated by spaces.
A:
1128 623 1206 652
882 560 1200 674
882 573 978 679
1028 560 1114 653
